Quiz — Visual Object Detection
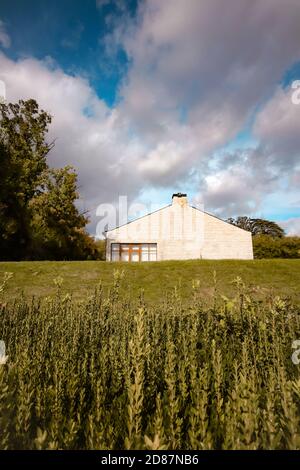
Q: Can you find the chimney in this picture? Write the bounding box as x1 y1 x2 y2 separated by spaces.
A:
172 193 188 206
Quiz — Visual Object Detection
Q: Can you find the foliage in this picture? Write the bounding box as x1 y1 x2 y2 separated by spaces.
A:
253 235 300 259
0 99 97 260
1 259 300 304
0 271 300 449
227 216 285 238
94 239 106 260
0 99 51 259
29 167 97 260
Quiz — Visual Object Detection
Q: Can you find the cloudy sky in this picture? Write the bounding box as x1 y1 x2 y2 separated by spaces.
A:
0 0 300 235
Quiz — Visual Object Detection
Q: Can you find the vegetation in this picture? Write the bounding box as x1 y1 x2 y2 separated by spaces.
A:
253 235 300 259
0 99 97 261
94 239 106 260
1 259 300 303
227 216 285 238
0 270 300 450
227 216 300 259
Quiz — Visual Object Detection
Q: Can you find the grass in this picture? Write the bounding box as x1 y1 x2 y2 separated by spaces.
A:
1 269 300 449
0 259 300 303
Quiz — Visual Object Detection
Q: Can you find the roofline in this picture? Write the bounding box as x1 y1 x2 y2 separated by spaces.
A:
105 202 252 234
104 204 172 233
190 205 252 234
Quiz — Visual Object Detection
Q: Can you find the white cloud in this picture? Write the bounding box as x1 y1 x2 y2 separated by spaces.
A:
0 20 11 48
254 86 300 169
198 150 276 217
0 53 147 233
1 0 300 230
110 0 300 216
279 218 300 236
120 0 300 153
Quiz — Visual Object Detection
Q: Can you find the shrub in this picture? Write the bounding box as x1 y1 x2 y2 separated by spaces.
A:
253 235 300 259
0 272 300 449
94 239 106 260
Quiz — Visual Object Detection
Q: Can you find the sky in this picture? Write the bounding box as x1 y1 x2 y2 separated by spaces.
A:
0 0 300 236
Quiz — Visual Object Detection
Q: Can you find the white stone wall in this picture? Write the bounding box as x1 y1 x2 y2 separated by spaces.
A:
105 197 253 260
201 212 253 259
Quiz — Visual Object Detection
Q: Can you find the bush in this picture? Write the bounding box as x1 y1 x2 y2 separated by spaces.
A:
253 235 300 259
1 272 300 449
94 239 106 260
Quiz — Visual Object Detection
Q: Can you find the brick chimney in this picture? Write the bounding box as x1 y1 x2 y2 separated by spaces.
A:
172 193 188 206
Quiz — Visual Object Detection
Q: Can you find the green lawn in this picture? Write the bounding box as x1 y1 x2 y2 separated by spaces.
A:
0 259 300 303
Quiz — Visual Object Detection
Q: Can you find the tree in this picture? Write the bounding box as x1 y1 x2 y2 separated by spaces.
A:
226 216 285 238
29 167 97 260
0 99 52 259
0 98 97 260
95 239 106 260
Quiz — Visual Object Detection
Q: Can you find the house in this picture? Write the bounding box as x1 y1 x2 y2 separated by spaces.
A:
105 193 253 261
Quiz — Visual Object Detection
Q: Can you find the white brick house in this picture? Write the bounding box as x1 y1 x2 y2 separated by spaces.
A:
105 193 253 261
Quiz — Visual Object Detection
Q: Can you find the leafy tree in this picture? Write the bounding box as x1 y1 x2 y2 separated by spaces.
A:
227 216 285 238
0 99 97 260
95 239 106 260
0 99 52 258
29 167 97 260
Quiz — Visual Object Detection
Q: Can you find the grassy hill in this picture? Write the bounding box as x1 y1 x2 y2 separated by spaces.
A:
1 258 300 449
1 259 300 449
1 259 300 303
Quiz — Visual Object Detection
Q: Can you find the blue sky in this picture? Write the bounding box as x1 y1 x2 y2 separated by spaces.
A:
0 0 138 105
0 0 300 235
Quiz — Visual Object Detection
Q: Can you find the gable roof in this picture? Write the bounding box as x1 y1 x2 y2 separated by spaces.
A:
190 205 251 234
105 204 172 233
105 203 251 234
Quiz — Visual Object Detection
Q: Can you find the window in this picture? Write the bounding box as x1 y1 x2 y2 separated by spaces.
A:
149 244 157 261
110 243 157 262
111 243 120 262
121 251 129 261
141 244 149 262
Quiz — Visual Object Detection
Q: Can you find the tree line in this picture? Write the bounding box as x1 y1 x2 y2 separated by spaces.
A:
227 217 300 258
0 99 98 260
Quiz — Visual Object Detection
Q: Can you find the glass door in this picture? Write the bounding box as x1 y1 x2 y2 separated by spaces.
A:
111 243 157 261
129 244 140 262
